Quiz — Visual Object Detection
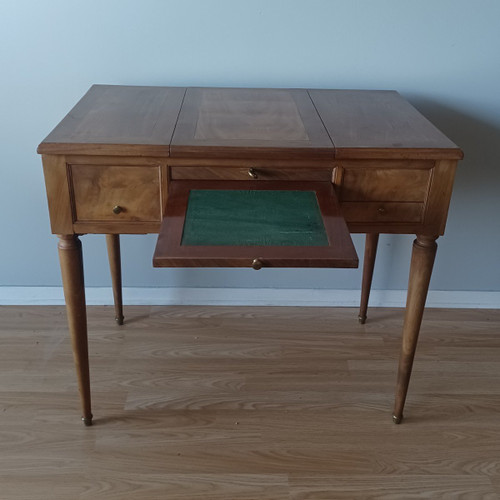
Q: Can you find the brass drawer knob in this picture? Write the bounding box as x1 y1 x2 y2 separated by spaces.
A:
378 206 386 215
248 167 258 179
252 258 263 270
112 205 123 214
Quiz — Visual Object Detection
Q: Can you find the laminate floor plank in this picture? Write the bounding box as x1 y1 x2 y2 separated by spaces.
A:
0 305 499 499
288 475 498 499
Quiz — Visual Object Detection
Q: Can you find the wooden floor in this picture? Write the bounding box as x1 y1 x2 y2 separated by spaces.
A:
1 305 500 499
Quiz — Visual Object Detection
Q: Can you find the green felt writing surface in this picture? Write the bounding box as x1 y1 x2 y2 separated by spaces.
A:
181 190 329 246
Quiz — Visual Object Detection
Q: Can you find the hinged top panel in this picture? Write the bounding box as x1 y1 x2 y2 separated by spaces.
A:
170 88 334 160
308 89 463 160
37 85 186 156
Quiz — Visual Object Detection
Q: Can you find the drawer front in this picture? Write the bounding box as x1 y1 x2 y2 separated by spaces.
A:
342 202 424 223
70 165 161 222
170 166 332 181
340 165 431 202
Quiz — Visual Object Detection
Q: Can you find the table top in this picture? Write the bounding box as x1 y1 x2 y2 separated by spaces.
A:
37 85 463 161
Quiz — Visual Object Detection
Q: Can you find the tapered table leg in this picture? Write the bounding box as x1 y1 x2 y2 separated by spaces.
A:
58 235 92 426
393 235 438 424
106 234 124 325
359 233 379 324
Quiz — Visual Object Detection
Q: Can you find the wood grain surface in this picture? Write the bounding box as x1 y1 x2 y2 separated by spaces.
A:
38 85 464 161
170 165 333 181
70 165 162 222
170 87 334 159
339 166 431 202
308 89 463 160
1 305 499 499
37 85 186 156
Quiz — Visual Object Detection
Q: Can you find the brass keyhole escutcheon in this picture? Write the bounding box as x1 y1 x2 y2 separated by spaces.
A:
248 167 258 179
252 258 263 270
112 205 123 214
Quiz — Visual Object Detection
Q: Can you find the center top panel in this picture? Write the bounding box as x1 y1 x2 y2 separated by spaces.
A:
170 88 334 160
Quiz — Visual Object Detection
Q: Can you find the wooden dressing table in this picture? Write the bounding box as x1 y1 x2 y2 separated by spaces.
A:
38 85 463 425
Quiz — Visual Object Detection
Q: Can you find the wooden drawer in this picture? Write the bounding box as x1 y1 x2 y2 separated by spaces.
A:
342 202 424 223
339 162 432 202
170 165 332 181
70 165 161 222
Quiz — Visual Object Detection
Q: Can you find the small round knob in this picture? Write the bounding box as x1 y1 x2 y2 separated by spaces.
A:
377 206 386 215
248 168 258 179
112 205 123 214
252 258 263 270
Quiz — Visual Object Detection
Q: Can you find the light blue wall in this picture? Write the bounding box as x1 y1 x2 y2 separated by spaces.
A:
1 0 499 292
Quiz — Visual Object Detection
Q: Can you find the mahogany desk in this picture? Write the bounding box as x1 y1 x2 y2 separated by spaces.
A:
38 85 463 425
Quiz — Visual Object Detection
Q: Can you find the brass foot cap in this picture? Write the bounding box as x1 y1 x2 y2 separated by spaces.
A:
392 414 403 424
115 316 124 326
82 415 93 426
358 315 367 324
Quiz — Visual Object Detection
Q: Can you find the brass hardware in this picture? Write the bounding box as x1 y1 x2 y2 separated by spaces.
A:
252 258 263 270
377 206 386 214
82 415 93 426
112 205 123 214
392 414 403 424
248 167 258 179
358 315 367 324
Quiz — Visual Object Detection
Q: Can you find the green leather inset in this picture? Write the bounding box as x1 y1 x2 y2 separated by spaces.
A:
181 190 329 246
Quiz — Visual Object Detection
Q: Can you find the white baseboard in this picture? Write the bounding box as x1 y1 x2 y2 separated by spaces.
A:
0 287 499 308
